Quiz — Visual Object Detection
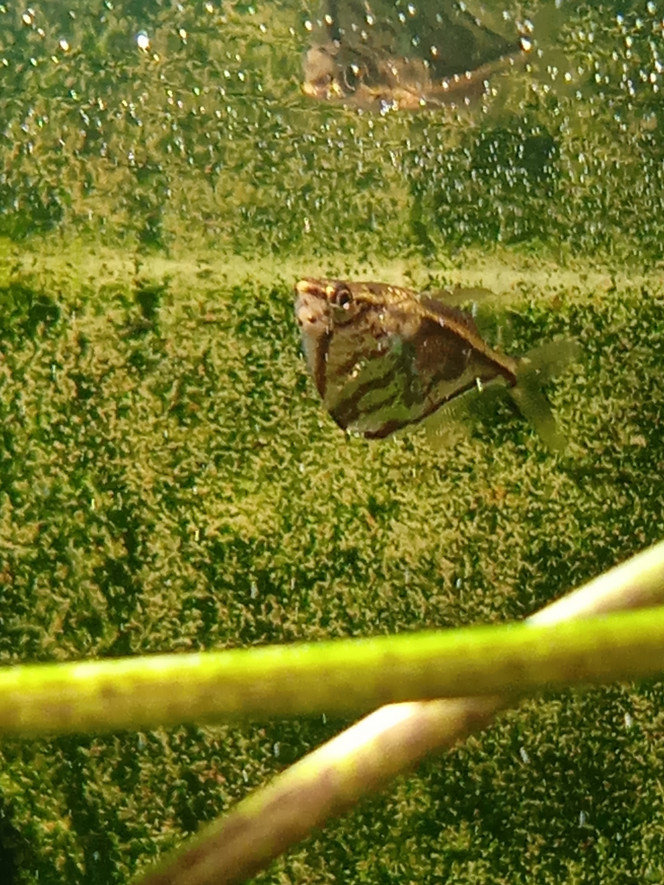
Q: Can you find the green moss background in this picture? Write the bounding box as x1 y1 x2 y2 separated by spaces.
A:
1 1 664 883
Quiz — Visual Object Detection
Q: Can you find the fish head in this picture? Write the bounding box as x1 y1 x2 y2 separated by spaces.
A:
295 278 360 397
294 278 373 330
294 278 423 409
295 278 420 339
302 44 366 103
302 42 431 111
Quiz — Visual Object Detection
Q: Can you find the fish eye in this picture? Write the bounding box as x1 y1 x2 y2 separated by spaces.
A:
331 285 353 309
342 63 362 91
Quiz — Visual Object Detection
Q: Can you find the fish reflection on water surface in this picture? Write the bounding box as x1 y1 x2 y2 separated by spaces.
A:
303 0 530 110
294 278 576 450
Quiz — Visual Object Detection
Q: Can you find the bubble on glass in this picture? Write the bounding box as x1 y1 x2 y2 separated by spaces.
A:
136 30 150 52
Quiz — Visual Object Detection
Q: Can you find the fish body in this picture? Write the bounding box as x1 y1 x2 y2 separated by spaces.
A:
294 278 572 449
303 1 529 111
302 43 525 111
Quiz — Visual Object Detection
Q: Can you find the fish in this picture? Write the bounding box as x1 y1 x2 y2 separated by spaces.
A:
294 278 576 450
302 43 526 111
303 1 530 111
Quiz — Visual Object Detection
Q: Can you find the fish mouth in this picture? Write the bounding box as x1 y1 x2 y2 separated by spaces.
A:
294 279 334 398
301 77 346 103
294 279 331 328
295 278 328 298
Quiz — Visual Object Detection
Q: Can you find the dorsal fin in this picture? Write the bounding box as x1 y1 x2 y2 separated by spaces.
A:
419 295 480 335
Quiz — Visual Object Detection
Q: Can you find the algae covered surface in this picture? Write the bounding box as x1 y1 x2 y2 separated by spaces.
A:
1 1 664 883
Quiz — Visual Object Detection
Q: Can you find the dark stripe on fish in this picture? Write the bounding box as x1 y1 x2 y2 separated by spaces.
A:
313 328 332 398
330 370 411 430
363 378 484 439
332 365 501 438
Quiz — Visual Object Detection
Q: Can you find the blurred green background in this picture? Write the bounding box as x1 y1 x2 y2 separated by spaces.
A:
1 1 664 883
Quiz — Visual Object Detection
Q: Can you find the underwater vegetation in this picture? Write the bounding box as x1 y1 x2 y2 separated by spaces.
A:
1 0 664 883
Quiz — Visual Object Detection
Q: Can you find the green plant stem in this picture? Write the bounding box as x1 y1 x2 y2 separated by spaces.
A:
4 544 664 738
136 538 664 885
2 605 664 735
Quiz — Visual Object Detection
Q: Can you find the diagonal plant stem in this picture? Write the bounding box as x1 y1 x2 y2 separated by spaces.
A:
136 538 664 885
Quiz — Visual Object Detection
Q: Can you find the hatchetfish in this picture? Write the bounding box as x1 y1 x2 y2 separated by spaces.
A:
294 278 577 450
302 1 530 111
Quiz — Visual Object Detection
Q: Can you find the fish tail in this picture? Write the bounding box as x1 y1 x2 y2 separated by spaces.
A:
509 339 580 452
